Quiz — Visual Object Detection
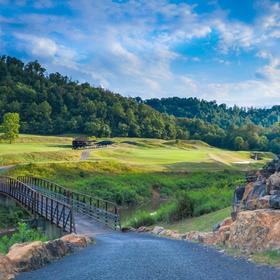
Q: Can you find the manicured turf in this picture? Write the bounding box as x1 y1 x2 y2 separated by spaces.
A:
0 135 80 165
89 138 270 172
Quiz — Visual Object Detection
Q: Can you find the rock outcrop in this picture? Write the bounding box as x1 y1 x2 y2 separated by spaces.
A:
233 155 280 213
0 234 93 279
228 209 280 253
0 254 16 280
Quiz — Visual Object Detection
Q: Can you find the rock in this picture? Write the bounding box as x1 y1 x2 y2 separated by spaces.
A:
228 209 280 253
239 182 254 210
137 226 150 232
269 194 280 209
256 195 270 209
213 217 233 232
7 234 93 272
245 181 267 210
0 254 16 280
61 234 92 248
183 231 216 245
232 185 246 211
168 231 182 239
267 172 280 195
152 226 165 235
7 241 48 272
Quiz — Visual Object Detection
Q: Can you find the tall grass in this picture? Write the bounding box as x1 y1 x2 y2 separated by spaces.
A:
127 186 234 228
9 163 244 205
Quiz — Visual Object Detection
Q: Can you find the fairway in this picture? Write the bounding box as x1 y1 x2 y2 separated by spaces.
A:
88 139 270 172
0 135 80 165
0 135 272 171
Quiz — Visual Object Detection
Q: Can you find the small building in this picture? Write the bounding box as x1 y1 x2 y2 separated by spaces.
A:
72 137 96 149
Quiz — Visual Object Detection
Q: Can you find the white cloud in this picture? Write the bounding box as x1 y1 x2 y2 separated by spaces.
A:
4 0 280 107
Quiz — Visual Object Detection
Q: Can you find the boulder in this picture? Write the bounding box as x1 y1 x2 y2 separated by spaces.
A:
228 209 280 253
152 226 165 235
60 234 92 248
137 226 150 232
269 194 280 209
245 181 267 210
7 234 93 272
256 195 270 209
267 172 280 195
7 241 48 272
0 254 16 280
183 231 216 245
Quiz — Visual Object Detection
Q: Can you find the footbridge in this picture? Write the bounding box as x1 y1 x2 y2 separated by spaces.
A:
0 176 121 234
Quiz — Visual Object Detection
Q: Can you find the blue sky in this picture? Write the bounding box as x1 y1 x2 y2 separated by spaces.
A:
1 0 280 106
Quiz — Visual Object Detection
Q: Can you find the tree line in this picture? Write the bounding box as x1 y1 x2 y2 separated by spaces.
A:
0 55 279 153
0 56 185 139
145 97 280 153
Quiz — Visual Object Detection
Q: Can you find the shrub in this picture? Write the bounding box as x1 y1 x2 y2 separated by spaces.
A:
0 223 48 254
127 211 156 228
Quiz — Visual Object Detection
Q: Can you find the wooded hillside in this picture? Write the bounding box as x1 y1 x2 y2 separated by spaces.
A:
0 56 183 139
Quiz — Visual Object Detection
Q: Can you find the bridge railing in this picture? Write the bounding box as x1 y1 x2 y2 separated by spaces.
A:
17 176 121 230
0 176 75 233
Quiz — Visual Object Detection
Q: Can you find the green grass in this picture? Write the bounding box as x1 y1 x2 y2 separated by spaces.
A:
252 250 280 267
0 134 81 165
89 138 269 172
159 207 232 233
1 134 272 226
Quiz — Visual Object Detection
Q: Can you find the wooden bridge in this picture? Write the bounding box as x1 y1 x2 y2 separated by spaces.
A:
0 176 121 233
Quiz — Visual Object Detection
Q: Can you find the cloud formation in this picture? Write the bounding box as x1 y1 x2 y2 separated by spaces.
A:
1 0 280 106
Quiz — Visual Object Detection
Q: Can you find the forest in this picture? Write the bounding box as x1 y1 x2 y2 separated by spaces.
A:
145 97 280 153
0 55 280 153
0 56 183 139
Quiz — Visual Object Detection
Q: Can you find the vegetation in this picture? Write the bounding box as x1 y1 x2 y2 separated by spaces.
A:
127 185 235 228
0 112 20 143
0 56 182 139
252 250 280 267
0 223 47 254
146 97 280 153
0 204 29 229
160 207 231 233
0 134 80 165
1 56 279 155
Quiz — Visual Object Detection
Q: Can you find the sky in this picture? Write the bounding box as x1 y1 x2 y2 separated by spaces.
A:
1 0 280 107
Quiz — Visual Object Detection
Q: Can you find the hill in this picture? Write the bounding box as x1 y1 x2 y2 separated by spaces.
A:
145 97 280 128
146 97 280 153
0 56 182 139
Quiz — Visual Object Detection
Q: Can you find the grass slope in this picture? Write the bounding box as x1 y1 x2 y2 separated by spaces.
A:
159 207 232 233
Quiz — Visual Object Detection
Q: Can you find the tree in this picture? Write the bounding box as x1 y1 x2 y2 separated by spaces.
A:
1 113 20 143
234 136 245 150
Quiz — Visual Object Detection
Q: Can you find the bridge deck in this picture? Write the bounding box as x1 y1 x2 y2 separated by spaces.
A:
0 176 75 233
17 176 121 231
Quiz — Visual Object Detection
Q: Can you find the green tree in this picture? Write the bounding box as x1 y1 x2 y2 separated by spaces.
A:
1 113 20 143
234 136 245 150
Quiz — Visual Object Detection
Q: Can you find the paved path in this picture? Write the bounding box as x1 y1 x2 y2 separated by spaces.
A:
80 150 90 161
15 232 280 280
0 165 15 173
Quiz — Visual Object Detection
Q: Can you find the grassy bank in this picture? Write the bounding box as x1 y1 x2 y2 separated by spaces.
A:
8 162 244 206
1 134 271 227
159 207 231 233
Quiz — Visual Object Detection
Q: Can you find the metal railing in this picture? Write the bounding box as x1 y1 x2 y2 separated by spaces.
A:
0 176 75 233
17 176 121 230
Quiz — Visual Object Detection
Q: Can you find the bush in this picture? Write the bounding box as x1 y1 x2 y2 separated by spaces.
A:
0 223 48 254
127 211 156 228
156 192 194 223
